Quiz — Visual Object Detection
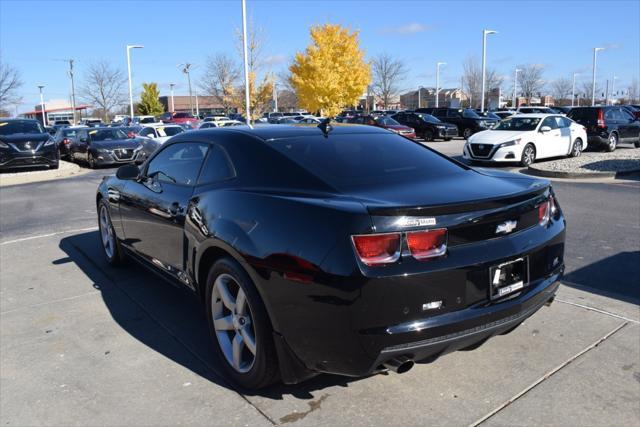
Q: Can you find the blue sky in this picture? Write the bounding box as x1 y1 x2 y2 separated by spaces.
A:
1 0 639 113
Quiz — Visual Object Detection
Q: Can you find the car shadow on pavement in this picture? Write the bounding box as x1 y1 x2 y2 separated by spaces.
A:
563 251 640 305
57 230 364 400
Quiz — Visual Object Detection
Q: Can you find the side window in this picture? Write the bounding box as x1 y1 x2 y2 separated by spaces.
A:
447 110 461 118
555 116 568 128
434 109 446 118
620 109 635 121
561 117 573 128
140 128 155 137
146 142 208 186
197 144 236 184
541 117 559 129
604 109 616 120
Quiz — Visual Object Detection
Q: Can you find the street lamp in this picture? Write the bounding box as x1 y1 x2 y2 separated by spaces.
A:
179 63 194 115
591 47 604 106
273 81 278 112
126 45 144 120
169 83 175 113
418 86 423 109
37 85 46 125
480 29 497 112
512 68 521 108
435 62 446 108
571 73 579 107
610 75 618 105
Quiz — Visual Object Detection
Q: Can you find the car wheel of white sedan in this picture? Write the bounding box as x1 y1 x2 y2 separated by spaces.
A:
571 139 582 158
520 144 536 167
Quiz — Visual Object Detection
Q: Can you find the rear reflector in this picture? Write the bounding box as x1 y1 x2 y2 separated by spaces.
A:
406 228 447 260
352 233 401 266
538 200 550 225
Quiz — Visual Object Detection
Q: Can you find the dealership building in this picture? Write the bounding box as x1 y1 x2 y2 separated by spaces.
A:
159 95 232 116
21 99 90 125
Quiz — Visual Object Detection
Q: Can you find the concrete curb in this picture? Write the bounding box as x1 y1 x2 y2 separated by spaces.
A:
0 161 88 187
525 165 640 179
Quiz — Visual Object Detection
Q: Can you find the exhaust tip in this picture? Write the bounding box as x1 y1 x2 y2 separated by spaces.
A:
382 356 414 374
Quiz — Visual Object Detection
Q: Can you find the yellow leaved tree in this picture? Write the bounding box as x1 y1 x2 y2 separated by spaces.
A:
290 24 371 117
231 71 273 122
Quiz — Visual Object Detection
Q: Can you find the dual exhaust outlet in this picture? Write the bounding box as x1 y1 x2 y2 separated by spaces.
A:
382 356 414 374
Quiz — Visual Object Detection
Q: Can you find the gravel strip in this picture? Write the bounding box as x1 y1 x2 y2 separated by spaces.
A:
529 148 640 174
0 161 88 187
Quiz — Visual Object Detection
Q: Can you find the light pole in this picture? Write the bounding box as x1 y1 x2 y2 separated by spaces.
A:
571 73 579 107
591 47 604 106
37 85 46 125
512 68 521 108
241 0 251 124
126 45 144 120
180 63 194 115
480 29 497 112
195 87 200 117
610 75 618 105
169 83 175 112
435 62 446 108
67 59 77 124
273 81 278 112
418 86 423 109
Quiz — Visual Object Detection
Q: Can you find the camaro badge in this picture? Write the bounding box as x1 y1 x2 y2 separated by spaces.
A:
496 220 517 235
397 217 437 227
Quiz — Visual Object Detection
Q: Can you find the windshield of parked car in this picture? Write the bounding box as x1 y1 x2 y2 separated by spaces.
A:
374 116 401 126
62 128 80 137
462 109 481 118
157 126 184 137
492 117 541 131
0 120 45 135
269 133 465 189
89 129 128 141
417 114 440 123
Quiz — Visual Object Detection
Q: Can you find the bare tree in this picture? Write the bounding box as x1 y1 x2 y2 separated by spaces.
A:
461 56 503 108
235 18 266 73
628 78 639 103
551 77 573 105
80 61 127 121
518 64 545 102
371 53 407 109
0 61 23 108
200 53 240 113
276 69 298 111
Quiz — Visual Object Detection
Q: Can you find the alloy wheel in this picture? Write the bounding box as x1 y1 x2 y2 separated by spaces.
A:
522 145 535 166
99 205 115 259
463 128 472 139
88 154 96 169
211 273 257 373
572 141 582 157
608 133 617 151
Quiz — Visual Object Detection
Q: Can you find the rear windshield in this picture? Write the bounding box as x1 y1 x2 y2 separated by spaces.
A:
269 133 464 189
567 108 598 121
0 120 45 135
157 126 184 137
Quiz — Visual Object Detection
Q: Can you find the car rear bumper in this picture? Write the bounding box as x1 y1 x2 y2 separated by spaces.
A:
587 134 609 146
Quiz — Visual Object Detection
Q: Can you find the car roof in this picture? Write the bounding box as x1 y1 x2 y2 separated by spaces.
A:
172 123 389 142
512 113 560 118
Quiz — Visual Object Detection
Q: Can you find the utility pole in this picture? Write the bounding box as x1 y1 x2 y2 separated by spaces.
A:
37 85 46 125
436 62 446 108
68 59 77 124
611 76 618 105
273 81 278 112
127 45 144 120
418 86 423 109
513 68 521 108
195 87 200 117
571 73 579 107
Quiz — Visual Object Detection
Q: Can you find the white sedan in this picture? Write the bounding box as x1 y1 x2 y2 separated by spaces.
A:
463 114 587 166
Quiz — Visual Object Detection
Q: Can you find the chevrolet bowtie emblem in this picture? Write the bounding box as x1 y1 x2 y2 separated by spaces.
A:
496 220 517 234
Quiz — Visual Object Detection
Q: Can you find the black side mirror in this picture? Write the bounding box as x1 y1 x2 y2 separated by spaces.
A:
116 164 140 180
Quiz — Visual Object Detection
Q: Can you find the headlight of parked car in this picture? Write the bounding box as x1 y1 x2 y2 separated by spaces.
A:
499 139 522 148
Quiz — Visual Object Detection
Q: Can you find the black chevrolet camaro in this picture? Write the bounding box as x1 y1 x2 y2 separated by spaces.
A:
96 124 565 389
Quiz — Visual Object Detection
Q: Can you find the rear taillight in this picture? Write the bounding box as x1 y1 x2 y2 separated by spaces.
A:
597 109 606 128
128 132 135 138
538 200 550 226
352 233 401 266
63 138 70 145
406 229 447 260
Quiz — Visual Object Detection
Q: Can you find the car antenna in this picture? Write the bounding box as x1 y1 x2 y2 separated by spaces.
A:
317 117 332 136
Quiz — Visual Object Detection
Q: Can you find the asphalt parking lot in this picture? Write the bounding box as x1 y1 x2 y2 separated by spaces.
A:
1 141 639 426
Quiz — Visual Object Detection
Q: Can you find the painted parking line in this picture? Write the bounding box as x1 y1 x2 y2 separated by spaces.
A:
0 226 98 246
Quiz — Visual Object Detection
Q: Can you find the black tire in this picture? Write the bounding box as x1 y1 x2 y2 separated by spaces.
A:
634 138 640 148
205 257 279 389
444 137 453 141
97 199 125 266
50 162 59 170
463 128 473 139
88 153 97 169
606 132 618 152
570 139 582 158
424 129 434 142
520 144 536 167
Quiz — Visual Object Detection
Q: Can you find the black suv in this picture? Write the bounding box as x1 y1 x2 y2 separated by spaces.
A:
391 111 457 141
0 119 59 170
567 106 640 151
416 108 498 139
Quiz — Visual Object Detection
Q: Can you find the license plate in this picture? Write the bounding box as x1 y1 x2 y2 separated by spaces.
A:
489 257 528 299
